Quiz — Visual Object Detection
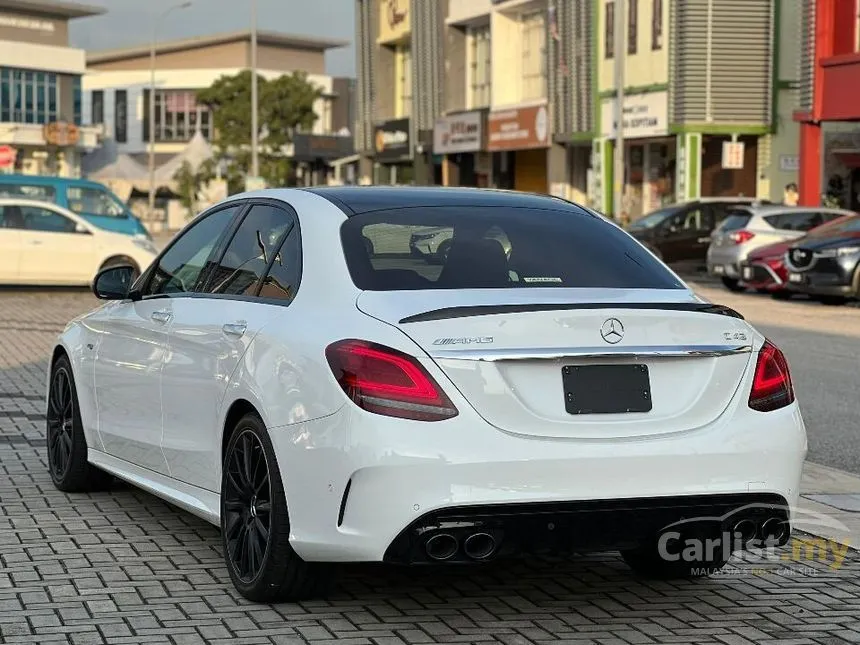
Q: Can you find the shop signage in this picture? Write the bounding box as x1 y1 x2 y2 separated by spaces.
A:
433 111 483 154
779 154 799 172
487 104 550 152
600 91 668 139
378 0 410 43
293 133 355 161
0 145 16 168
43 121 79 147
374 118 411 162
0 15 55 32
722 141 745 169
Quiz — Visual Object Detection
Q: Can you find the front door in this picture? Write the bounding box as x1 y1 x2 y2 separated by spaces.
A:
93 202 243 473
161 202 301 492
17 205 95 284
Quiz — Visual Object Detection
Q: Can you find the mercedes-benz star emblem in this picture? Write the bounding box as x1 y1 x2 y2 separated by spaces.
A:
600 318 624 344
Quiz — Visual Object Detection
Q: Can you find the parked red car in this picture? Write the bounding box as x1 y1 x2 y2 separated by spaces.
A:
739 213 859 299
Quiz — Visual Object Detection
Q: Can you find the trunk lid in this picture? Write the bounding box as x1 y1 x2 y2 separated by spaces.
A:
357 288 754 440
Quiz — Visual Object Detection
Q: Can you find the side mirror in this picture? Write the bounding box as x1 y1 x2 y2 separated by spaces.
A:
75 222 90 234
93 265 137 300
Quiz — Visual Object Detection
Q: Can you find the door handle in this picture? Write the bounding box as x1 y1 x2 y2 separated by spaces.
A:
222 321 247 337
151 310 172 324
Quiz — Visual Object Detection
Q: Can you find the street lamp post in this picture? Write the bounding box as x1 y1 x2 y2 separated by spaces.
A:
613 0 625 222
250 0 259 181
148 1 192 219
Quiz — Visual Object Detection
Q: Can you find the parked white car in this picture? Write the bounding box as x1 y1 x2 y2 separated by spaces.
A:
0 198 158 286
47 187 806 603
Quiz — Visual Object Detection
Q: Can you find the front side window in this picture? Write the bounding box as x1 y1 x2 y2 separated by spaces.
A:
468 25 491 108
521 11 546 101
145 205 240 296
21 206 78 234
67 187 126 219
340 205 684 291
203 204 295 297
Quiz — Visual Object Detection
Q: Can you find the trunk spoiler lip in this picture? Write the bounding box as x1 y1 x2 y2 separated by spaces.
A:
428 343 752 362
398 302 745 325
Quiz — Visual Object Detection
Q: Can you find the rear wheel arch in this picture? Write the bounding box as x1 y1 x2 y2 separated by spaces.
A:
221 398 262 463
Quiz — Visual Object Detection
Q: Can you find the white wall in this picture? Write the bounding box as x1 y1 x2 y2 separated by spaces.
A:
0 40 86 74
83 67 335 154
447 0 493 25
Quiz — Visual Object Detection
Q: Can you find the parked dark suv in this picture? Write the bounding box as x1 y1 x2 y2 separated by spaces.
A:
626 198 766 264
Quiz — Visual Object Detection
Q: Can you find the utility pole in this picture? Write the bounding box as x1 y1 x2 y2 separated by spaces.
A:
148 2 191 219
250 0 259 181
613 0 625 222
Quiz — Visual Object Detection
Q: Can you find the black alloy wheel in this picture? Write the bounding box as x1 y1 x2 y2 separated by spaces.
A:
46 355 112 492
223 429 273 583
220 413 335 602
47 366 74 481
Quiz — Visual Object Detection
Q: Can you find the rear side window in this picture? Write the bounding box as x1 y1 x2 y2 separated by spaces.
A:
340 206 684 291
718 212 752 232
0 183 56 202
203 203 295 296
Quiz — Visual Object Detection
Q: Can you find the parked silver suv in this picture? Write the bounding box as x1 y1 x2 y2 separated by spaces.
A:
706 205 854 291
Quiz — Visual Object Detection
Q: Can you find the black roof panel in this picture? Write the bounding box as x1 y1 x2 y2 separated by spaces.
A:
301 186 593 216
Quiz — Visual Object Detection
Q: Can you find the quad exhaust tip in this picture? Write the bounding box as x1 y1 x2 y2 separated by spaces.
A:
732 519 757 545
425 533 458 561
761 517 788 543
463 532 496 560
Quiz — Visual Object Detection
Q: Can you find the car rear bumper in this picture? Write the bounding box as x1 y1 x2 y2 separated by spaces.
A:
269 400 807 563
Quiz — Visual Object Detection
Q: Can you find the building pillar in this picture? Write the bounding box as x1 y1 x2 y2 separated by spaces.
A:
547 142 568 198
798 121 822 206
358 155 374 185
676 132 702 201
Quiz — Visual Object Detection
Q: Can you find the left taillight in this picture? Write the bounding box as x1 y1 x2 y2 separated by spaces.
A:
748 340 795 412
325 339 459 421
730 230 756 244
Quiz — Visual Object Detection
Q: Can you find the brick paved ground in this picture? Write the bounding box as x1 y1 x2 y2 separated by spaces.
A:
2 289 860 645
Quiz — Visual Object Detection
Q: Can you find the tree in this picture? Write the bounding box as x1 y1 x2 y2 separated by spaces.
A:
173 158 216 218
196 70 321 192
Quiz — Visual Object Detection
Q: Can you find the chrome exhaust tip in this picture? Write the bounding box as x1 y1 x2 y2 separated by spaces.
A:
732 519 757 545
463 532 496 560
761 517 788 544
425 533 458 561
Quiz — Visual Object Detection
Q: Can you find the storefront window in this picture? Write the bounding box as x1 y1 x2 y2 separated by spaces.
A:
468 25 491 108
73 76 82 126
144 89 214 142
521 11 546 101
0 67 58 124
395 45 412 118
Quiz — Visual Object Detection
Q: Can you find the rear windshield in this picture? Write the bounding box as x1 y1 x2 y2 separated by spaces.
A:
340 205 685 291
718 212 752 232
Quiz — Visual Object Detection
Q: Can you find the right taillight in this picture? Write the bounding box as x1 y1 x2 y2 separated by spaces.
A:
325 339 458 421
730 230 756 244
748 340 795 412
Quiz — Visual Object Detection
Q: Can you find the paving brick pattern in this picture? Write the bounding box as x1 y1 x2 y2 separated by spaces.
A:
1 289 860 645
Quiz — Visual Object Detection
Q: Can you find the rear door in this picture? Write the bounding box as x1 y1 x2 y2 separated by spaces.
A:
658 204 712 262
342 204 755 441
161 201 301 492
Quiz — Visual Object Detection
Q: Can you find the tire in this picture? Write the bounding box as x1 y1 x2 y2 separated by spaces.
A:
721 277 745 292
46 355 113 492
818 295 846 306
621 537 728 580
220 413 335 602
100 256 140 282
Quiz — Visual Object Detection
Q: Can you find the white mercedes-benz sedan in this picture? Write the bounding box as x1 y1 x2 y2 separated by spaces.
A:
47 187 806 602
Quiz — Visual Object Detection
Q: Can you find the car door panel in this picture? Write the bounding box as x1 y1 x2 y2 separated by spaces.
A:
93 298 173 474
18 206 96 284
0 229 21 282
161 203 300 493
92 202 244 476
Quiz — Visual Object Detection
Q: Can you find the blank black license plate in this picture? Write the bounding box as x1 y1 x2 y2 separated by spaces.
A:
562 364 652 415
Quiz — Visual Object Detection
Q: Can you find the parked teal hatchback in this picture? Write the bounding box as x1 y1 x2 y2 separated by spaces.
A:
0 175 150 239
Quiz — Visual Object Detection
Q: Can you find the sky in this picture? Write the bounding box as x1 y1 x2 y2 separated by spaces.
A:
69 0 356 77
